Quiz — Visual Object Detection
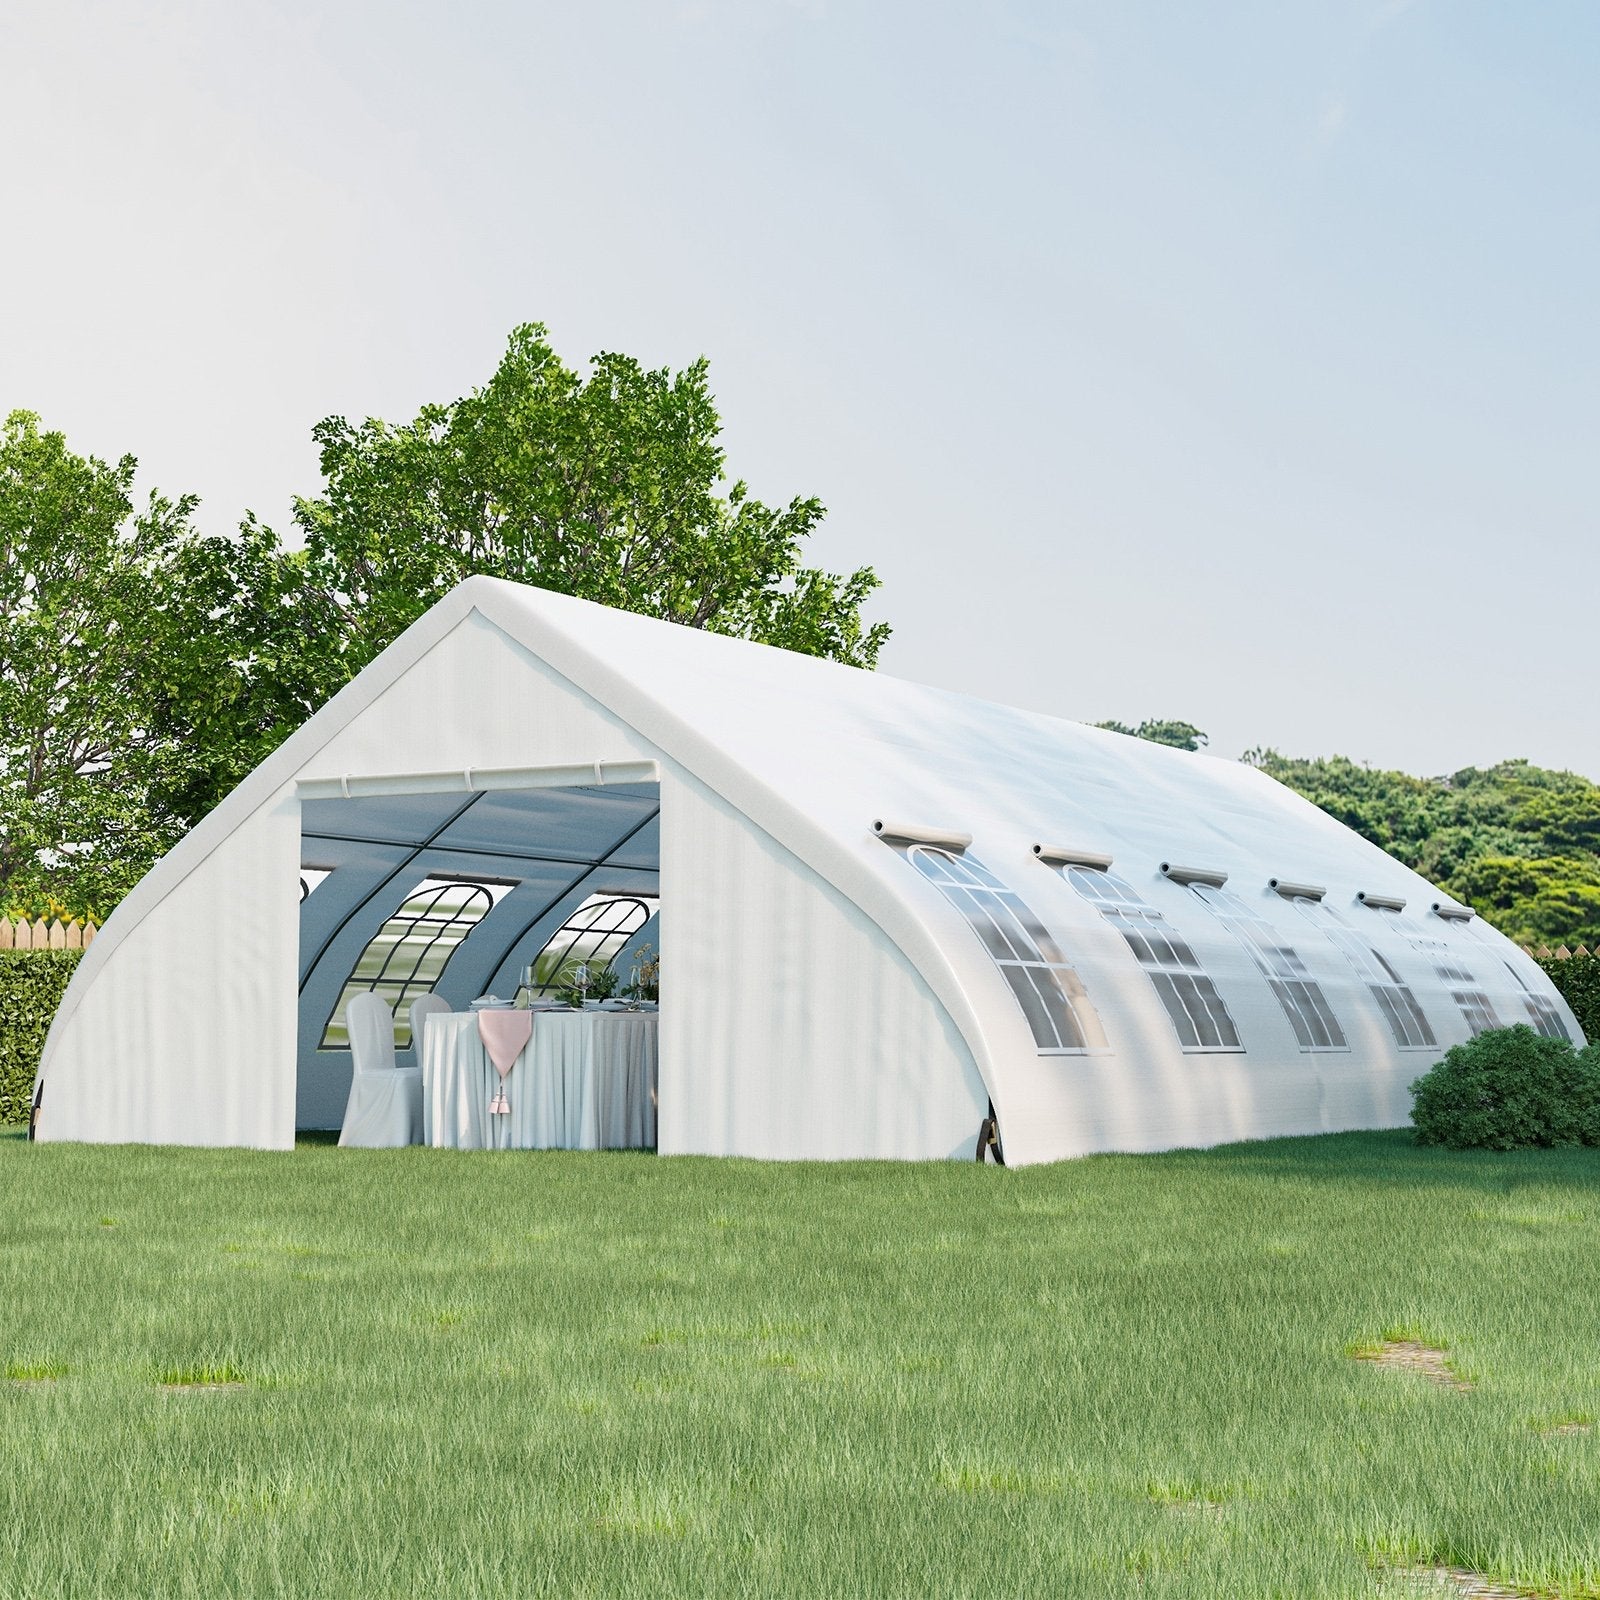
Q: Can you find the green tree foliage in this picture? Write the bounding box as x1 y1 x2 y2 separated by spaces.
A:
1 329 893 909
287 323 890 719
141 518 339 828
1539 954 1600 1041
1409 1025 1600 1150
1095 718 1208 752
1450 856 1600 949
1246 751 1600 949
0 412 227 917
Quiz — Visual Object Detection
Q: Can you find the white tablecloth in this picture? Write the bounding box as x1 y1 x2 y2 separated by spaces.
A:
421 1011 658 1150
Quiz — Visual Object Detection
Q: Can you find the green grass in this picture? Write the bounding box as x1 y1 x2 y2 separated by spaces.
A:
2 1127 1599 1597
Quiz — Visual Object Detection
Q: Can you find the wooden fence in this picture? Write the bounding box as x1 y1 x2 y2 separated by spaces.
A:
1525 944 1594 960
0 918 97 951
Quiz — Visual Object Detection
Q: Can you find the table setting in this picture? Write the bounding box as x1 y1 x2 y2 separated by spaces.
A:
420 969 658 1151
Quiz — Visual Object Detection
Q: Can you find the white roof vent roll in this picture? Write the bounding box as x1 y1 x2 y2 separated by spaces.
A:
872 820 973 852
1033 844 1114 870
1357 891 1407 912
1160 862 1228 889
1269 879 1326 901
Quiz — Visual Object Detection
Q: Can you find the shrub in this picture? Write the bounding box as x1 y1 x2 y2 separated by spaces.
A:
1539 953 1600 1043
1410 1024 1600 1150
0 951 82 1125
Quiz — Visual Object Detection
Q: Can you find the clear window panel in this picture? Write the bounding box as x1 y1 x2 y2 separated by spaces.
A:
1292 899 1437 1049
1149 973 1203 1049
1524 997 1570 1041
1174 972 1241 1050
955 888 1032 962
1410 934 1502 1038
1371 986 1409 1046
1390 985 1435 1048
1499 959 1571 1042
323 877 511 1049
1002 964 1062 1050
1188 884 1347 1052
904 847 1104 1053
1065 867 1243 1053
528 894 655 993
1453 990 1500 1038
1267 980 1317 1049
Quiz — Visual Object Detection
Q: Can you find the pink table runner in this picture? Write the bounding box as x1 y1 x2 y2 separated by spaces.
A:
476 1010 534 1114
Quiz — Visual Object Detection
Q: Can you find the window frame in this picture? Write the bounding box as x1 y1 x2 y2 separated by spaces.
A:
524 892 657 996
1061 864 1243 1053
320 873 516 1049
1295 898 1436 1050
898 844 1106 1055
1185 883 1347 1052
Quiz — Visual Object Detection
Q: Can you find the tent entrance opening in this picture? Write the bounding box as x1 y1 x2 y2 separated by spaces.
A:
295 779 660 1142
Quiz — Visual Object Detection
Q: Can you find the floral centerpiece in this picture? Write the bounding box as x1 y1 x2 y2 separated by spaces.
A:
555 959 620 1008
623 943 659 1004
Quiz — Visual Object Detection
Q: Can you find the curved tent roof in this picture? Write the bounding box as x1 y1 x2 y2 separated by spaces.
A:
35 577 1582 1161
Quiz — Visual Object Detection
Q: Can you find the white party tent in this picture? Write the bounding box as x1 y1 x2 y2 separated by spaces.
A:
32 577 1582 1163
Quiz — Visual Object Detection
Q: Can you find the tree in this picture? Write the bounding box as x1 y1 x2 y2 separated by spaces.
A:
1094 718 1208 752
287 323 891 713
1 327 896 913
1445 855 1600 949
1245 748 1600 949
0 412 217 915
141 517 343 828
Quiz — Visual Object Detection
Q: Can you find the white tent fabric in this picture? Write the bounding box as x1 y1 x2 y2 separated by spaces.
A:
32 576 1583 1163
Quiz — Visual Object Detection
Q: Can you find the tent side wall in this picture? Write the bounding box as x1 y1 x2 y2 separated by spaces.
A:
659 770 990 1160
35 788 301 1146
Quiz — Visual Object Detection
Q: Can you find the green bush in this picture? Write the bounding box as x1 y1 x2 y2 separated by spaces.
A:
1539 953 1600 1043
1410 1024 1600 1150
0 951 82 1125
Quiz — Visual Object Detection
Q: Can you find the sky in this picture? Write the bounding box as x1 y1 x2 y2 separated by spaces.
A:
3 1 1597 777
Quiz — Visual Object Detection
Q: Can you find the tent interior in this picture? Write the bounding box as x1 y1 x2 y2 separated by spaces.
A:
296 781 661 1132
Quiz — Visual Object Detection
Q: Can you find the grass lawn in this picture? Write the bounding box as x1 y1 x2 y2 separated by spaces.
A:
2 1128 1598 1598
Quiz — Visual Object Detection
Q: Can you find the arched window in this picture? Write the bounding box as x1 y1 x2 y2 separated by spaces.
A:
904 847 1105 1053
1499 958 1570 1041
321 876 513 1049
1186 884 1346 1050
526 893 655 995
1064 866 1241 1051
1292 899 1435 1049
1405 930 1500 1038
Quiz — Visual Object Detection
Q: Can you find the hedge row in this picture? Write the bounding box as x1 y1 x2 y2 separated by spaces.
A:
1538 954 1600 1042
0 951 82 1125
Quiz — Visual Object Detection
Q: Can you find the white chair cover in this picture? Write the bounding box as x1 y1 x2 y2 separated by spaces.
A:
338 992 423 1148
408 992 451 1051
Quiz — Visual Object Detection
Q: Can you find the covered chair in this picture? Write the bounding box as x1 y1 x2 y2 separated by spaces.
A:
338 992 423 1148
408 992 451 1055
